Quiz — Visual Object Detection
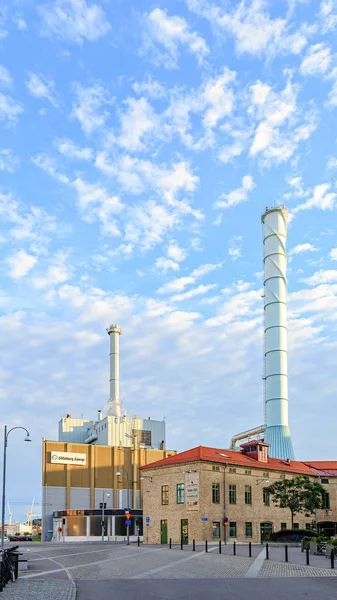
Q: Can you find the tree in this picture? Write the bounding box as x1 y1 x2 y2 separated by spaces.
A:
266 475 325 528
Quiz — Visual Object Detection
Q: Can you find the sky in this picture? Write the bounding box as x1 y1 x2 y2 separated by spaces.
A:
1 0 337 522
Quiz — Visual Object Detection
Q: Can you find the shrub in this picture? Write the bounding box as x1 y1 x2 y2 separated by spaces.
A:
270 529 316 542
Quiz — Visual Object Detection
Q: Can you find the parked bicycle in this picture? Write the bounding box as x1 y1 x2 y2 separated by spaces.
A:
0 545 19 592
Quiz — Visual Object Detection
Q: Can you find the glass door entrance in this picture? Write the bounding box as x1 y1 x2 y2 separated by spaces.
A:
160 520 168 544
181 519 188 545
260 522 273 542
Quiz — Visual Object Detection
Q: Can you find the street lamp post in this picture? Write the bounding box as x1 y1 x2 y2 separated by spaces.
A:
2 425 31 546
116 468 130 545
101 491 110 542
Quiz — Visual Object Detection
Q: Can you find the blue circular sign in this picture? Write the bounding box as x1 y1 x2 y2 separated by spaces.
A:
125 519 131 526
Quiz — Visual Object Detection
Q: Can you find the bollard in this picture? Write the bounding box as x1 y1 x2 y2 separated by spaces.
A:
285 545 288 563
331 549 335 570
137 536 140 547
193 539 195 552
205 540 208 553
266 543 269 560
181 539 183 550
219 540 221 554
233 541 236 556
169 538 172 549
306 547 310 566
249 542 252 558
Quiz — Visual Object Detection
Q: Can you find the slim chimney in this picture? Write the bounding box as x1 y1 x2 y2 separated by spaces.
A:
106 324 122 417
262 206 295 460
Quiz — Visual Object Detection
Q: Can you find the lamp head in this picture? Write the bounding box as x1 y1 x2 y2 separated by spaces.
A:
25 434 32 442
116 471 121 477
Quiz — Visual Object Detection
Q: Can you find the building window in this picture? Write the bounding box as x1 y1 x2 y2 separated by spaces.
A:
176 483 184 504
132 429 152 446
229 467 236 473
212 522 220 539
263 488 270 506
212 465 220 472
245 485 252 505
212 483 220 504
293 523 299 530
263 471 269 478
321 478 329 484
229 522 237 538
229 484 236 504
305 523 311 530
281 523 287 530
245 469 252 475
161 485 169 505
322 491 330 509
245 522 252 538
280 474 285 480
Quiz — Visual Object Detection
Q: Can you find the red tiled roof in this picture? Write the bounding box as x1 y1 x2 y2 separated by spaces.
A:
303 461 337 477
141 445 315 475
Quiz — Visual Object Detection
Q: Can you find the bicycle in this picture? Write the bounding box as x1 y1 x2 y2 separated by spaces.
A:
0 545 19 591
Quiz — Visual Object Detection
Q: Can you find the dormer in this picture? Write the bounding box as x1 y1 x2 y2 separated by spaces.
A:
240 440 270 463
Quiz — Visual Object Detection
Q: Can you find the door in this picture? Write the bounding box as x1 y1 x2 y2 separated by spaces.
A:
260 522 273 542
160 520 168 544
181 519 188 545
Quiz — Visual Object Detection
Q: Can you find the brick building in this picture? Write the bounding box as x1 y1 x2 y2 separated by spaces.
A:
141 441 337 544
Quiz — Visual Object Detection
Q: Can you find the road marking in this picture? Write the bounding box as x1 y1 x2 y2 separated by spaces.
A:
28 548 122 561
129 550 209 579
20 548 162 579
244 548 266 578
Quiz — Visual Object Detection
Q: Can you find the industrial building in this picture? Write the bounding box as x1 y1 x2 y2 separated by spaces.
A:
140 442 337 544
42 325 175 541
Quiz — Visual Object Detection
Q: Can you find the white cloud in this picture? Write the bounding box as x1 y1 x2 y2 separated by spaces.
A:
171 283 217 302
55 138 92 160
292 183 337 214
330 248 337 260
0 149 19 172
155 257 180 273
38 0 110 44
117 97 158 151
300 43 332 76
327 156 337 170
291 243 317 254
187 0 308 58
202 68 236 128
167 242 187 262
6 250 37 279
319 0 337 32
228 236 242 260
142 8 209 68
0 92 23 125
31 250 73 288
13 14 27 30
72 177 123 236
0 6 7 39
304 269 337 286
158 262 221 294
215 175 255 209
71 83 111 135
0 65 12 88
132 77 166 99
26 72 58 107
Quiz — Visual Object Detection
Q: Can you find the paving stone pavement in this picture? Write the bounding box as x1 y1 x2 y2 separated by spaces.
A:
0 578 75 599
258 560 337 578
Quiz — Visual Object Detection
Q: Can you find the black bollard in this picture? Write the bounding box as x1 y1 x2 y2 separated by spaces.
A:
181 538 183 550
137 536 140 547
266 543 269 560
285 545 288 563
306 547 309 566
193 539 195 552
169 538 172 549
249 542 252 558
205 540 208 553
331 549 335 569
219 540 221 554
233 541 236 556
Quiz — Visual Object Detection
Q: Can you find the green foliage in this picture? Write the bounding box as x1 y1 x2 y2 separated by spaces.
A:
266 475 325 528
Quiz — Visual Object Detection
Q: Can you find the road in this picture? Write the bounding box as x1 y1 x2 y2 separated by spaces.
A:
4 541 336 600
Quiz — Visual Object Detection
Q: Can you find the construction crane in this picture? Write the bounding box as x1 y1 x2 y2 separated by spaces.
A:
7 502 12 525
26 498 35 527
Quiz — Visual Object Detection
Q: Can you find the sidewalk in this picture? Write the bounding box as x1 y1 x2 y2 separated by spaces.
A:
0 579 75 599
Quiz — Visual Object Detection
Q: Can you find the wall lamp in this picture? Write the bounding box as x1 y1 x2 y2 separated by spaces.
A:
256 478 269 485
140 475 153 482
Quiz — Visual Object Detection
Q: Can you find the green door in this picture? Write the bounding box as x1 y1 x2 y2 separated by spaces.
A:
181 519 188 545
160 520 168 544
260 522 273 542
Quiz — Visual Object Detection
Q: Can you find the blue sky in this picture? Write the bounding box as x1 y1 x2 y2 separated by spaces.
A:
1 0 337 522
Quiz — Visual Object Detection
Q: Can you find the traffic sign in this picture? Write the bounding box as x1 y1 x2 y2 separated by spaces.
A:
125 512 131 520
201 517 208 522
125 519 131 526
146 516 150 525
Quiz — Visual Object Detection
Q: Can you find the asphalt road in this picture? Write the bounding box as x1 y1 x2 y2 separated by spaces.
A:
76 578 337 600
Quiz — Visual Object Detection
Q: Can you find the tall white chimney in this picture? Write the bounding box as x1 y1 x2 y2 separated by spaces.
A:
262 206 295 459
106 324 122 417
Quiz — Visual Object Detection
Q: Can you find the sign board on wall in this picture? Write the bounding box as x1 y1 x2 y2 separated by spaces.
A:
50 451 86 465
185 472 199 511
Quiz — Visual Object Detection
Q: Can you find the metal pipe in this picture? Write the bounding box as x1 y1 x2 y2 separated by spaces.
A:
106 324 122 417
262 206 294 460
230 425 265 449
